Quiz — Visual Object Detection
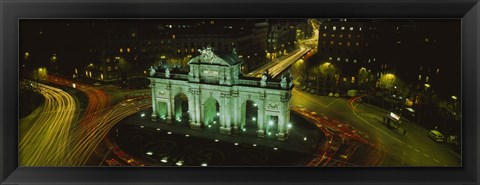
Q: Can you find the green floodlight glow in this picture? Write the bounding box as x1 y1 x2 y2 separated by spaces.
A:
242 128 246 132
161 157 168 163
269 121 273 126
252 117 256 121
287 123 292 129
176 160 184 166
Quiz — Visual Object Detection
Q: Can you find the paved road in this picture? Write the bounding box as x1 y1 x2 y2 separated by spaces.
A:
290 87 461 166
19 83 77 166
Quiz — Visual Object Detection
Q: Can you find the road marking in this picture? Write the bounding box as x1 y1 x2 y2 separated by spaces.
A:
352 107 405 144
433 159 440 163
326 99 339 108
407 145 413 149
423 154 430 158
415 149 420 152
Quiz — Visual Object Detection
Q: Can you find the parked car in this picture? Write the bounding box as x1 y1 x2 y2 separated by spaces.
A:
310 88 317 94
334 92 340 98
93 82 101 86
301 86 307 90
328 92 334 97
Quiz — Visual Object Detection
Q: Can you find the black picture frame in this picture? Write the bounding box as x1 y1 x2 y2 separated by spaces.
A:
1 0 479 184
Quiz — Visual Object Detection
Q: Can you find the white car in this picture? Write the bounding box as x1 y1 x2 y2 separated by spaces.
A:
93 82 101 86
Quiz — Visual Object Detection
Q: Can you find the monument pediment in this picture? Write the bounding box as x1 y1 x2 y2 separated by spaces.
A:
188 47 241 66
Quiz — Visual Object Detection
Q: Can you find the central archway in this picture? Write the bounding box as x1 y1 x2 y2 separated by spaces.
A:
174 93 189 126
203 97 220 129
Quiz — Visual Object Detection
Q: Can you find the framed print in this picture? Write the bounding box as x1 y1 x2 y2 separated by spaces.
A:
1 0 479 184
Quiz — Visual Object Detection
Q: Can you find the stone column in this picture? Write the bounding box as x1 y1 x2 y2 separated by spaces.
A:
195 90 201 126
166 84 173 123
278 95 290 141
240 99 246 131
257 99 265 138
219 93 231 135
232 92 240 133
189 89 201 130
150 82 158 121
187 91 196 125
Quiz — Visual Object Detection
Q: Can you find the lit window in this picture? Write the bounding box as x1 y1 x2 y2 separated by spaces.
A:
359 27 362 31
356 42 360 46
333 26 336 31
328 57 333 60
436 68 440 74
330 34 335 37
353 60 357 63
324 26 327 30
119 48 123 53
323 33 327 37
345 58 349 62
338 42 342 46
341 26 345 30
350 27 354 31
347 42 351 46
127 48 131 53
172 34 175 39
131 32 136 37
330 41 334 45
348 34 352 38
337 58 341 61
339 34 343 38
426 76 429 82
419 75 422 80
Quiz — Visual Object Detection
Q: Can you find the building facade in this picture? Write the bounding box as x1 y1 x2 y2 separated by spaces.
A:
149 47 294 140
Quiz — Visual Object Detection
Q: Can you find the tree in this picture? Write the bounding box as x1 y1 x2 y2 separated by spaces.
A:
291 59 308 85
357 67 370 90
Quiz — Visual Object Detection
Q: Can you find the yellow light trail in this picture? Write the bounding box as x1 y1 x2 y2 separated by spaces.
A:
19 83 76 166
20 81 151 166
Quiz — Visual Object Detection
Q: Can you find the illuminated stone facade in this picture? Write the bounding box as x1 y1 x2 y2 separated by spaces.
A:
149 47 293 140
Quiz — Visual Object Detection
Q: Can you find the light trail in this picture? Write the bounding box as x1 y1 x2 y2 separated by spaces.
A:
19 83 77 166
247 46 311 78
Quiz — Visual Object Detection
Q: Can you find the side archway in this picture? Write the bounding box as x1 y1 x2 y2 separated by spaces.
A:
203 97 220 129
241 100 259 135
173 93 189 125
